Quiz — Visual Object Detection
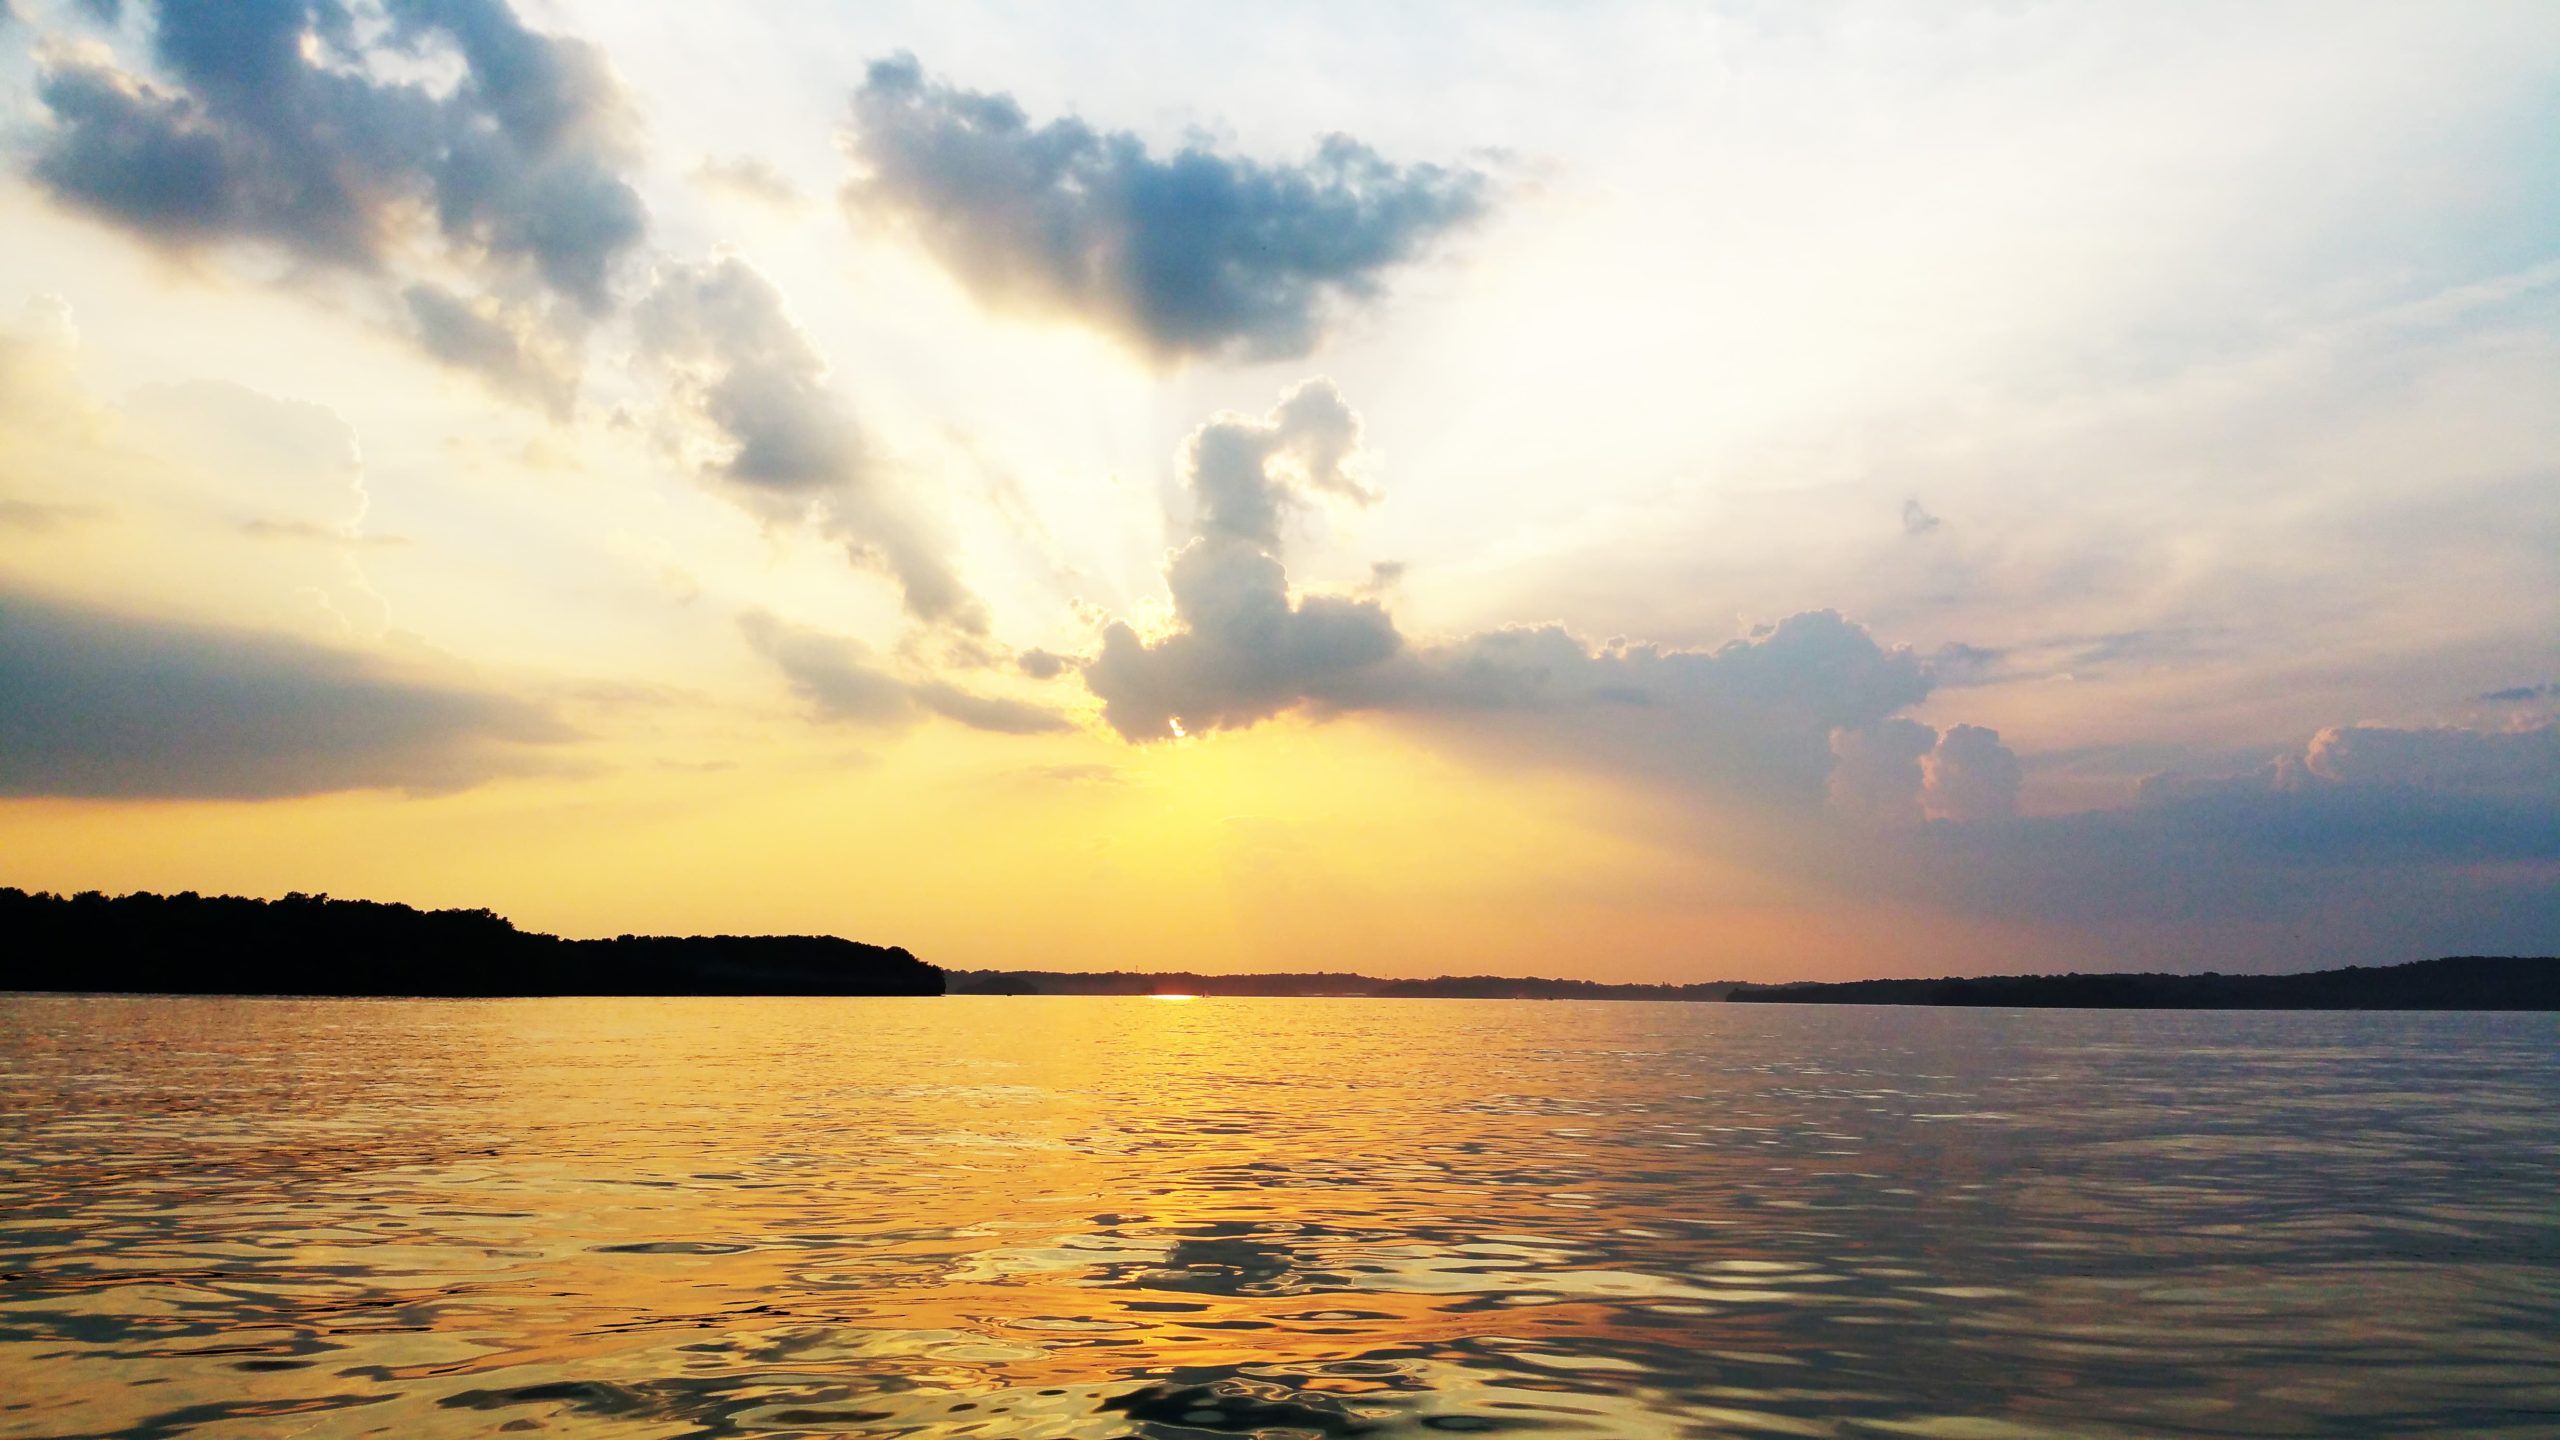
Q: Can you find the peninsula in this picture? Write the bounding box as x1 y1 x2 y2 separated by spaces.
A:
0 888 943 996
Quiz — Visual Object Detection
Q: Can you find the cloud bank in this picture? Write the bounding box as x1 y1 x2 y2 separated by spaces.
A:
844 55 1488 361
0 587 567 798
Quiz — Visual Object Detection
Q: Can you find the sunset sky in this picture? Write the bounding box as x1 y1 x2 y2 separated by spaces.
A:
1 0 2554 980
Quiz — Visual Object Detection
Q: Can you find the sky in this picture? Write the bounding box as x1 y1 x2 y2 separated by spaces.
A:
0 0 2554 982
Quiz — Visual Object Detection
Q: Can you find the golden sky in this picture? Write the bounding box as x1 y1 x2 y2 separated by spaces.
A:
1 1 2555 979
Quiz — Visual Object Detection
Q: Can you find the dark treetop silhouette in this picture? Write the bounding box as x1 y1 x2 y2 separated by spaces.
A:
0 888 942 996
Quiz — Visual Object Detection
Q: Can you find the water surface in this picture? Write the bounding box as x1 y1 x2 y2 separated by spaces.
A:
2 996 2554 1438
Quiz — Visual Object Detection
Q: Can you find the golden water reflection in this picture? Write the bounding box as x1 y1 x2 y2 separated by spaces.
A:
1 996 2555 1437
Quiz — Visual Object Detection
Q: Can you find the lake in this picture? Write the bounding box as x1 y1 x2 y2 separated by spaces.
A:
1 996 2554 1438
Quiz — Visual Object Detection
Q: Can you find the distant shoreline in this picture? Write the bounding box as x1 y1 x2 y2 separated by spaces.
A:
945 970 1741 1001
1726 956 2559 1011
5 887 2552 1008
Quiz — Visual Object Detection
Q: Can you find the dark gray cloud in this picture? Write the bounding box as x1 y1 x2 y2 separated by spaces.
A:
1015 648 1073 681
0 587 568 798
1084 381 1956 808
29 0 644 310
638 260 981 631
22 0 643 411
2477 681 2556 704
843 54 1489 361
403 283 576 419
740 612 1067 736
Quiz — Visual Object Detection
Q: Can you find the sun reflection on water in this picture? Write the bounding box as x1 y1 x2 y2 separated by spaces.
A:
0 995 2553 1438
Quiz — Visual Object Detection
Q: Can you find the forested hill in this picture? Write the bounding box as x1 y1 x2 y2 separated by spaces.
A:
1728 956 2560 1010
0 888 942 996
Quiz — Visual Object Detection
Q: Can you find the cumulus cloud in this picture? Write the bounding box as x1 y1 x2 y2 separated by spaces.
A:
30 0 644 302
20 0 646 407
842 54 1489 361
0 587 568 798
1084 380 1976 809
1827 718 2025 827
1185 377 1373 545
1924 723 2024 821
637 259 981 631
740 612 1067 736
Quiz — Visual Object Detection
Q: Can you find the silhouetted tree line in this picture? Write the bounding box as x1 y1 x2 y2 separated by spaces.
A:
947 969 1740 1000
1728 956 2559 1010
0 888 942 996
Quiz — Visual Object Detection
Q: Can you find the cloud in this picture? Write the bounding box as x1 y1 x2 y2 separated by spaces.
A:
402 283 577 419
29 0 644 306
1016 648 1073 681
911 680 1072 736
1901 498 1941 536
2298 721 2560 796
842 54 1489 361
1858 720 2560 966
0 586 568 798
1185 377 1373 545
637 259 981 630
1085 380 1968 809
1088 534 1403 741
20 0 646 409
2476 682 2555 704
739 612 1068 736
1924 723 2024 821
